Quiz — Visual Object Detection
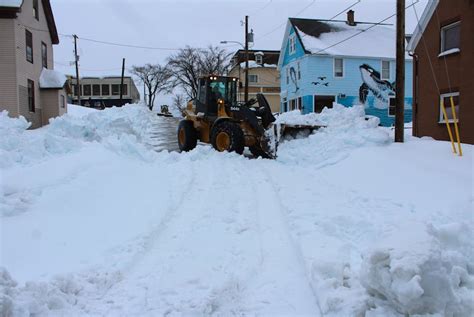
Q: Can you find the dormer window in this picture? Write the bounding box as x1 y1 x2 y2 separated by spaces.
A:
289 35 296 55
255 52 264 65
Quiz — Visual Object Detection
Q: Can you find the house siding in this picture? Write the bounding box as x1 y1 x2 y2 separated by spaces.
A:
280 22 414 127
40 89 67 125
413 0 473 144
0 19 19 117
228 65 281 113
14 0 55 127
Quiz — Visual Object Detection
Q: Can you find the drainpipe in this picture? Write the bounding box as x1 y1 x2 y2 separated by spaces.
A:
408 51 418 137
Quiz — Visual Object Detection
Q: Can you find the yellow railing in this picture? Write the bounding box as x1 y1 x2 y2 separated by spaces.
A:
440 97 462 156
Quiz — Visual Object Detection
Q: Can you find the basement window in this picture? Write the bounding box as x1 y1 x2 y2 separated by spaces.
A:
440 21 460 55
28 79 35 112
439 92 460 123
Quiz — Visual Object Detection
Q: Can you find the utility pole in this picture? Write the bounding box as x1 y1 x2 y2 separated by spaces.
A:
119 58 126 106
73 34 81 106
244 15 249 103
395 0 405 142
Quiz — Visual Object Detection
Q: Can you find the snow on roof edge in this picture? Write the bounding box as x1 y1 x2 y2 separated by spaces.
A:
39 69 67 89
0 0 23 8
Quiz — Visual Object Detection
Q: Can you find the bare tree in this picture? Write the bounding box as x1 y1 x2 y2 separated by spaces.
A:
130 63 172 110
168 46 232 100
172 93 187 116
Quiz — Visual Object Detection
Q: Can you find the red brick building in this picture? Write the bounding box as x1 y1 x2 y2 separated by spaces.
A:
407 0 473 144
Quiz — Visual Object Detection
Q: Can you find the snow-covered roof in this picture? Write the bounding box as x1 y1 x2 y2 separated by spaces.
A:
290 18 407 59
239 61 277 69
407 0 439 52
0 0 23 8
39 69 67 89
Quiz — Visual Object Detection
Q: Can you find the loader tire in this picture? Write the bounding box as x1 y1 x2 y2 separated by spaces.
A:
178 120 197 152
211 121 244 154
249 145 272 159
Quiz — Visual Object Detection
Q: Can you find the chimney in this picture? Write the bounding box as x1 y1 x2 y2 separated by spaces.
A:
347 10 356 26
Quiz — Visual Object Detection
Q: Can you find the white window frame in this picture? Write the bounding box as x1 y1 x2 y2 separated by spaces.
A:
381 60 391 80
440 21 461 55
333 58 344 78
289 34 296 55
248 74 258 83
439 92 460 123
255 54 263 65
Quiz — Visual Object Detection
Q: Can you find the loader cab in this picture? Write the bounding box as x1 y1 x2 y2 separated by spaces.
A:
195 76 238 115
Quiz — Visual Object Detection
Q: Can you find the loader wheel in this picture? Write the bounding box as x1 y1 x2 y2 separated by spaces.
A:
249 145 272 159
178 120 197 152
211 121 244 154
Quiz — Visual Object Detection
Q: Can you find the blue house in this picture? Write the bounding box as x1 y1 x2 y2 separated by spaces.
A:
278 12 413 126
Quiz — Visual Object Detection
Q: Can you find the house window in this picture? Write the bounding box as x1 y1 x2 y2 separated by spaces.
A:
26 30 33 63
440 21 460 54
27 79 35 112
255 54 263 65
121 84 128 95
83 84 91 96
289 35 296 55
282 97 288 112
41 42 47 68
33 0 39 20
61 95 66 108
388 96 396 117
381 60 390 80
297 62 301 80
249 75 258 83
92 84 100 96
439 92 460 123
334 58 344 77
112 84 120 95
101 84 110 95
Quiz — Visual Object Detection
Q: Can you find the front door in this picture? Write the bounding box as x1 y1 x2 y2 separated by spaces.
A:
314 95 335 113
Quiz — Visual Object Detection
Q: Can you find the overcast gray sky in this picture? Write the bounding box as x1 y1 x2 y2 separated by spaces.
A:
50 0 429 104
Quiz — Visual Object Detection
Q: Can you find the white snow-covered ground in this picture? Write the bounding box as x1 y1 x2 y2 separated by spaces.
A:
0 104 472 316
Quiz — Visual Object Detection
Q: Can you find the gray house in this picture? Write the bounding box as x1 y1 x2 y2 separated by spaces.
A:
0 0 68 128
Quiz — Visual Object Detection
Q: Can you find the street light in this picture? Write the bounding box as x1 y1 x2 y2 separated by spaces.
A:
220 40 244 48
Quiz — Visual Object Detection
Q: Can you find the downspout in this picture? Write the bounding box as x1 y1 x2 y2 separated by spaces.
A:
409 51 418 137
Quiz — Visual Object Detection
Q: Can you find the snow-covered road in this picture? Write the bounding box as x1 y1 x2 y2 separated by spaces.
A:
1 105 472 316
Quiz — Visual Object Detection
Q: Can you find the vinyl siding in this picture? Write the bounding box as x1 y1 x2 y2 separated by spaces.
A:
41 89 66 125
0 19 19 117
15 0 56 127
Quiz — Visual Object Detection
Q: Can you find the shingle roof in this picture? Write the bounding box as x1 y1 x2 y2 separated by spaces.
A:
289 18 399 59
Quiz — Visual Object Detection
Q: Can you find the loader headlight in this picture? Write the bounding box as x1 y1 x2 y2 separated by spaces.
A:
218 98 224 105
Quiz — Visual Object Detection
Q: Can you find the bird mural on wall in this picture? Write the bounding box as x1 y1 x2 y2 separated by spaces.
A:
312 77 329 87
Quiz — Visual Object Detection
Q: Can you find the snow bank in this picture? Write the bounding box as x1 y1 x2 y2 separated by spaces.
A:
276 105 390 166
0 104 156 168
361 222 474 316
0 267 121 316
66 104 98 117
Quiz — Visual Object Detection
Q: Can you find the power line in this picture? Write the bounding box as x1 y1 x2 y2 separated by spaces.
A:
312 0 420 55
78 36 188 51
327 0 361 22
255 0 317 41
249 0 273 17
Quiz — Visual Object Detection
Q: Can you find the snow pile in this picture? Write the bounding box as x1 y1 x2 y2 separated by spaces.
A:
0 104 155 168
39 69 67 89
276 104 390 166
0 267 121 316
361 222 474 316
66 104 98 117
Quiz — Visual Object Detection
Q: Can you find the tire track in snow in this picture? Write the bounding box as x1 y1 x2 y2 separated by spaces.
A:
238 161 323 316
